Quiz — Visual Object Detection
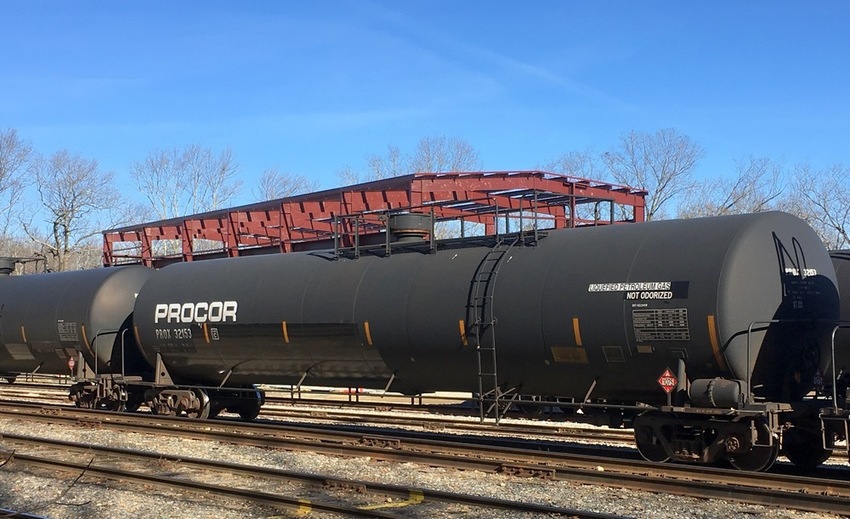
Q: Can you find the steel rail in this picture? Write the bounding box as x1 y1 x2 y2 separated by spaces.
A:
0 434 622 519
1 402 849 514
258 405 636 443
0 508 50 519
262 391 598 423
0 451 400 518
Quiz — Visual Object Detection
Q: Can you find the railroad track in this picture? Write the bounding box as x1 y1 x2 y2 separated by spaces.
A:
1 385 847 463
0 433 620 518
260 403 637 445
0 402 848 515
262 389 582 421
0 383 640 445
3 381 582 424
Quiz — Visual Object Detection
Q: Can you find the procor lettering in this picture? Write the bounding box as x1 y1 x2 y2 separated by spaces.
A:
154 301 238 324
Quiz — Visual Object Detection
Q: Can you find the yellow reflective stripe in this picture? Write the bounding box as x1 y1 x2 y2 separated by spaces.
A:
19 325 26 343
203 323 210 343
364 321 373 346
572 317 583 347
281 321 290 343
80 324 95 359
707 314 728 372
459 320 468 346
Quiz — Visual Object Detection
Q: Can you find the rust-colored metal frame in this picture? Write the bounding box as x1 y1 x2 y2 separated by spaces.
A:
102 171 647 267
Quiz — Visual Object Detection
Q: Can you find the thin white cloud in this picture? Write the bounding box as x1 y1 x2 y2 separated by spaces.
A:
351 0 624 107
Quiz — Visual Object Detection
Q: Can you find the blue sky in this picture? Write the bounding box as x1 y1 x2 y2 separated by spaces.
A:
3 2 849 206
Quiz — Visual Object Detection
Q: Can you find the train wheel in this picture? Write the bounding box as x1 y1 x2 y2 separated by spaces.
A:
187 389 210 420
102 384 127 412
233 388 263 421
102 399 126 412
207 402 224 419
124 393 143 413
69 384 96 409
633 412 670 463
149 395 177 416
728 419 779 471
783 426 831 470
237 401 261 421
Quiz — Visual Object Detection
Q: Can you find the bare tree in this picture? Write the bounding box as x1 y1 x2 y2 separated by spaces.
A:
602 128 704 220
544 148 624 221
782 163 850 249
543 148 602 179
131 144 242 219
337 136 481 186
335 164 361 186
197 146 241 211
366 144 408 180
409 135 480 173
678 157 786 218
25 150 121 271
0 129 33 246
252 168 321 201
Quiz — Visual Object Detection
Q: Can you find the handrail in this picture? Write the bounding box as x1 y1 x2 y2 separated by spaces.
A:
91 328 120 377
829 323 850 413
745 319 844 407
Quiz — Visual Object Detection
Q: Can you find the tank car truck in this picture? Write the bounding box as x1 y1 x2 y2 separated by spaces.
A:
129 211 848 471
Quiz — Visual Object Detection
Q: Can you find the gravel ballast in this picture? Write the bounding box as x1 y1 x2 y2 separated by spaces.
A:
0 415 842 519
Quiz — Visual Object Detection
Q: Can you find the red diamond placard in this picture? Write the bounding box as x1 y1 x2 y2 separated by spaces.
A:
657 368 678 394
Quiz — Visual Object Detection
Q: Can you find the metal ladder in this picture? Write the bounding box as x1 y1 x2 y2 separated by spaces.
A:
469 237 518 423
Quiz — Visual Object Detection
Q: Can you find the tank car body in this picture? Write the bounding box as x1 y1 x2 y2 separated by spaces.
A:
133 211 837 404
0 266 154 379
128 211 849 469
